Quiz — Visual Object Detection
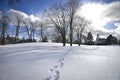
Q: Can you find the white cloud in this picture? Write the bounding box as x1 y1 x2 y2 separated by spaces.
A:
6 9 41 29
7 9 28 18
78 1 120 38
103 1 120 21
29 14 39 22
6 9 29 26
79 3 109 30
103 1 120 36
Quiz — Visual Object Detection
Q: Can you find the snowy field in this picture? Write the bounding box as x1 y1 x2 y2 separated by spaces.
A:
0 42 120 80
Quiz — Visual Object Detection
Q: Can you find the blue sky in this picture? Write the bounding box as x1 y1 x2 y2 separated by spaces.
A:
0 0 119 14
0 0 57 14
0 0 120 38
104 21 117 30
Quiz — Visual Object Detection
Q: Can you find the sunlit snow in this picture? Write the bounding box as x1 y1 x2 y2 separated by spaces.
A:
0 43 120 80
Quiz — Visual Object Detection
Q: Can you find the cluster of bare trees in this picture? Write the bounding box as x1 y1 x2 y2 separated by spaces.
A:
46 2 69 46
22 17 37 41
46 0 91 46
0 10 47 45
74 16 91 46
0 0 22 44
0 0 91 46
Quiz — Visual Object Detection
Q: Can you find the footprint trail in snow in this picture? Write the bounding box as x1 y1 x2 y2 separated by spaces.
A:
44 47 72 80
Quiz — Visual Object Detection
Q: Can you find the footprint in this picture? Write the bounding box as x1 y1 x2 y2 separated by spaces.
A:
49 68 53 73
44 76 51 80
60 62 64 67
58 59 62 63
53 70 60 80
54 65 58 68
61 57 64 61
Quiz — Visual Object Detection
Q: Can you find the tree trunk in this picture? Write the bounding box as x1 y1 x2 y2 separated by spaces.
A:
79 31 82 46
15 25 19 43
70 15 73 46
29 27 32 40
25 26 31 39
1 25 5 45
32 30 35 40
78 34 80 46
40 27 44 42
79 35 82 46
62 34 66 46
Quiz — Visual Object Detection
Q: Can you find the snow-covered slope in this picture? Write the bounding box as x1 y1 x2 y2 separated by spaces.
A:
0 43 120 80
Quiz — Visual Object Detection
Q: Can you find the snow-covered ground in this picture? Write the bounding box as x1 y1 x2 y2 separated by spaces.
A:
0 42 120 80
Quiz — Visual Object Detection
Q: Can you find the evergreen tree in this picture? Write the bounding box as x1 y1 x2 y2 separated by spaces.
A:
86 32 94 45
87 32 93 42
106 35 112 45
106 34 118 45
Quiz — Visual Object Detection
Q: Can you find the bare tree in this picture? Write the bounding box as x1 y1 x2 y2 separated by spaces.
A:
74 16 91 46
37 21 47 42
39 22 44 42
7 0 22 43
8 0 22 43
0 14 8 45
23 19 32 39
46 2 69 46
7 14 23 43
66 0 80 46
23 18 37 41
14 15 22 43
30 21 36 40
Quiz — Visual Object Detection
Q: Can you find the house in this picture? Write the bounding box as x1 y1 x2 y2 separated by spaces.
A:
94 34 106 45
95 38 106 45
